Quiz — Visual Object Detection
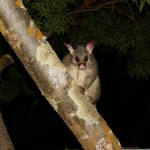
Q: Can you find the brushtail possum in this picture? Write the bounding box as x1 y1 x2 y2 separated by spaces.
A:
62 41 101 104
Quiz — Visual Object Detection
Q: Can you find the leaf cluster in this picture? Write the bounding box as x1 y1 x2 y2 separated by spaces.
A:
132 0 150 12
23 0 75 35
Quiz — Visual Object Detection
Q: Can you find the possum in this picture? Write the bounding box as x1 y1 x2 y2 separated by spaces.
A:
62 41 101 104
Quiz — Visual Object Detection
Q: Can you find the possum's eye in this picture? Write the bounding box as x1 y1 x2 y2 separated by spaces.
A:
84 56 88 62
75 56 80 62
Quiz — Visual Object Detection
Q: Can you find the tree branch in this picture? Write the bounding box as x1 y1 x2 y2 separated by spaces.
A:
68 0 127 15
68 0 135 20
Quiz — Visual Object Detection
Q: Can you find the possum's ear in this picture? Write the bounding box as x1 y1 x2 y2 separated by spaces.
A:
64 43 74 54
86 41 95 54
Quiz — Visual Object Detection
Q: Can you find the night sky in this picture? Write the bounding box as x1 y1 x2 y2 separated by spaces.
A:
1 34 150 149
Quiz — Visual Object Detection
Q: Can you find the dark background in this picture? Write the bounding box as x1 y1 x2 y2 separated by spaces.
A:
1 33 150 150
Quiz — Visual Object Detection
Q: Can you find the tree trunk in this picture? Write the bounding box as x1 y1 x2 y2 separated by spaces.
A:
0 111 14 150
0 0 122 149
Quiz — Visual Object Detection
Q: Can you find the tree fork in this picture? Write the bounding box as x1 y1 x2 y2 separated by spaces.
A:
0 0 122 149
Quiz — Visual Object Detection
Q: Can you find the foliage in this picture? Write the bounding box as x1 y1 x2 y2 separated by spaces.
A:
132 0 150 12
23 0 75 35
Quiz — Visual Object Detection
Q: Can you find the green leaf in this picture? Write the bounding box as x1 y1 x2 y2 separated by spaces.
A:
146 0 150 5
134 0 139 7
139 0 145 12
132 0 136 3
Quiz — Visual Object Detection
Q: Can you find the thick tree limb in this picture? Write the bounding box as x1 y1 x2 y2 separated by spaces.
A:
0 0 122 149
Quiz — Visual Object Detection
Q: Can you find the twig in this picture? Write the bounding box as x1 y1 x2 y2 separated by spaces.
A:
124 0 134 20
68 0 127 15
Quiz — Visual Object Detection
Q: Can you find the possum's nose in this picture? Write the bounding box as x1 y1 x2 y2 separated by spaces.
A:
78 63 85 70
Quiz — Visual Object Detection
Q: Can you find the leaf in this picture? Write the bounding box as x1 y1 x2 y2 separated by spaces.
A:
134 0 139 7
146 0 150 5
132 0 136 3
139 0 145 12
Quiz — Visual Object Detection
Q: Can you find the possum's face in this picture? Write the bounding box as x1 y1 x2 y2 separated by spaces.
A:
64 41 95 70
71 46 91 70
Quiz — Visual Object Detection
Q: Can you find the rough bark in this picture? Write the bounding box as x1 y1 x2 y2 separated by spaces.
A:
0 111 15 150
0 0 122 149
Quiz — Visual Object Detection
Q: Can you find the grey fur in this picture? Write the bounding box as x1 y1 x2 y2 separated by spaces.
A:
62 42 101 104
